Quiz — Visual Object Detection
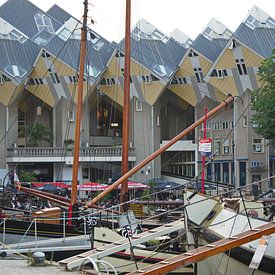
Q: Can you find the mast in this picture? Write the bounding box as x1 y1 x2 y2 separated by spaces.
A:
70 0 88 208
120 0 131 208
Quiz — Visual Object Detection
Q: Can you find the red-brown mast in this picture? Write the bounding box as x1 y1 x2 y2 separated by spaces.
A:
120 0 131 208
70 0 88 207
86 96 234 208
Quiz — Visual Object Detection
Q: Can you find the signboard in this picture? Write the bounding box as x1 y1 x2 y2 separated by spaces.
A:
199 138 212 156
251 160 264 169
130 203 143 218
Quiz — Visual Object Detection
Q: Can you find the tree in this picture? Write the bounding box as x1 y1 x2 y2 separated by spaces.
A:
251 49 275 144
26 122 52 147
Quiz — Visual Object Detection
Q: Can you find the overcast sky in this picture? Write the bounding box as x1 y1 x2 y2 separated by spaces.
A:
0 0 274 42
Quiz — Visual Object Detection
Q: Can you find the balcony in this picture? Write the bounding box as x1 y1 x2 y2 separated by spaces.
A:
6 146 136 164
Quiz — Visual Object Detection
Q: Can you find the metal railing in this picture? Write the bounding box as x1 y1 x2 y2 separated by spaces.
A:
7 146 135 158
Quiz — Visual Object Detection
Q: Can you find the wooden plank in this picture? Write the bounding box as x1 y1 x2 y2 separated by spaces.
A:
129 222 275 275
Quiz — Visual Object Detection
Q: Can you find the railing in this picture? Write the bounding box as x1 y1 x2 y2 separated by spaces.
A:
7 146 135 158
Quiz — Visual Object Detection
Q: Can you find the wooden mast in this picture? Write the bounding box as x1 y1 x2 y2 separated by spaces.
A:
70 0 88 209
120 0 131 208
85 95 234 208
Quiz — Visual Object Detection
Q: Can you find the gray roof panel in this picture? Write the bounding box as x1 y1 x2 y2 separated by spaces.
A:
0 39 40 80
192 34 229 62
47 4 73 25
235 23 275 58
118 36 187 80
46 36 114 81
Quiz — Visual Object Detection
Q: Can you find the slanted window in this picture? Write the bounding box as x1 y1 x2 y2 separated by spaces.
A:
58 28 71 41
135 99 142 112
177 77 187 84
49 72 60 84
194 68 204 83
5 65 27 78
41 50 51 58
142 75 152 83
34 12 54 33
235 59 247 75
188 50 198 57
217 69 228 78
252 137 264 153
69 75 78 84
106 77 115 86
9 29 27 43
203 27 213 40
210 69 218 77
245 15 256 30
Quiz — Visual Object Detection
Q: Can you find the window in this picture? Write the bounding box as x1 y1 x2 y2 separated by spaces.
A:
217 69 228 78
9 29 27 43
94 40 104 50
142 75 152 83
156 115 160 126
222 163 229 183
214 163 221 182
223 139 230 154
211 69 228 78
235 59 247 75
194 68 204 83
239 162 246 186
58 28 71 41
245 15 256 30
34 13 54 33
69 75 78 83
50 72 60 84
135 99 142 112
170 77 187 85
214 139 221 155
68 111 75 122
243 116 247 127
203 27 213 41
106 78 115 86
188 50 198 57
5 65 27 78
252 138 264 153
41 50 51 58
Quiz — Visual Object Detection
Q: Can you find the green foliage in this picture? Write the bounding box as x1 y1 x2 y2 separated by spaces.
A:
19 171 37 182
26 122 52 147
147 239 160 246
251 49 275 144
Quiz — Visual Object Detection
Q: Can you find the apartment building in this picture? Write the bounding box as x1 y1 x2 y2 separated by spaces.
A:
0 0 274 190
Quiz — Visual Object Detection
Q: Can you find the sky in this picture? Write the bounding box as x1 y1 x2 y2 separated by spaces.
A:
0 0 274 42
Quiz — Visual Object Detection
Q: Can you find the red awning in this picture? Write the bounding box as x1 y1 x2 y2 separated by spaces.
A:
32 182 69 189
118 181 149 190
69 182 108 191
